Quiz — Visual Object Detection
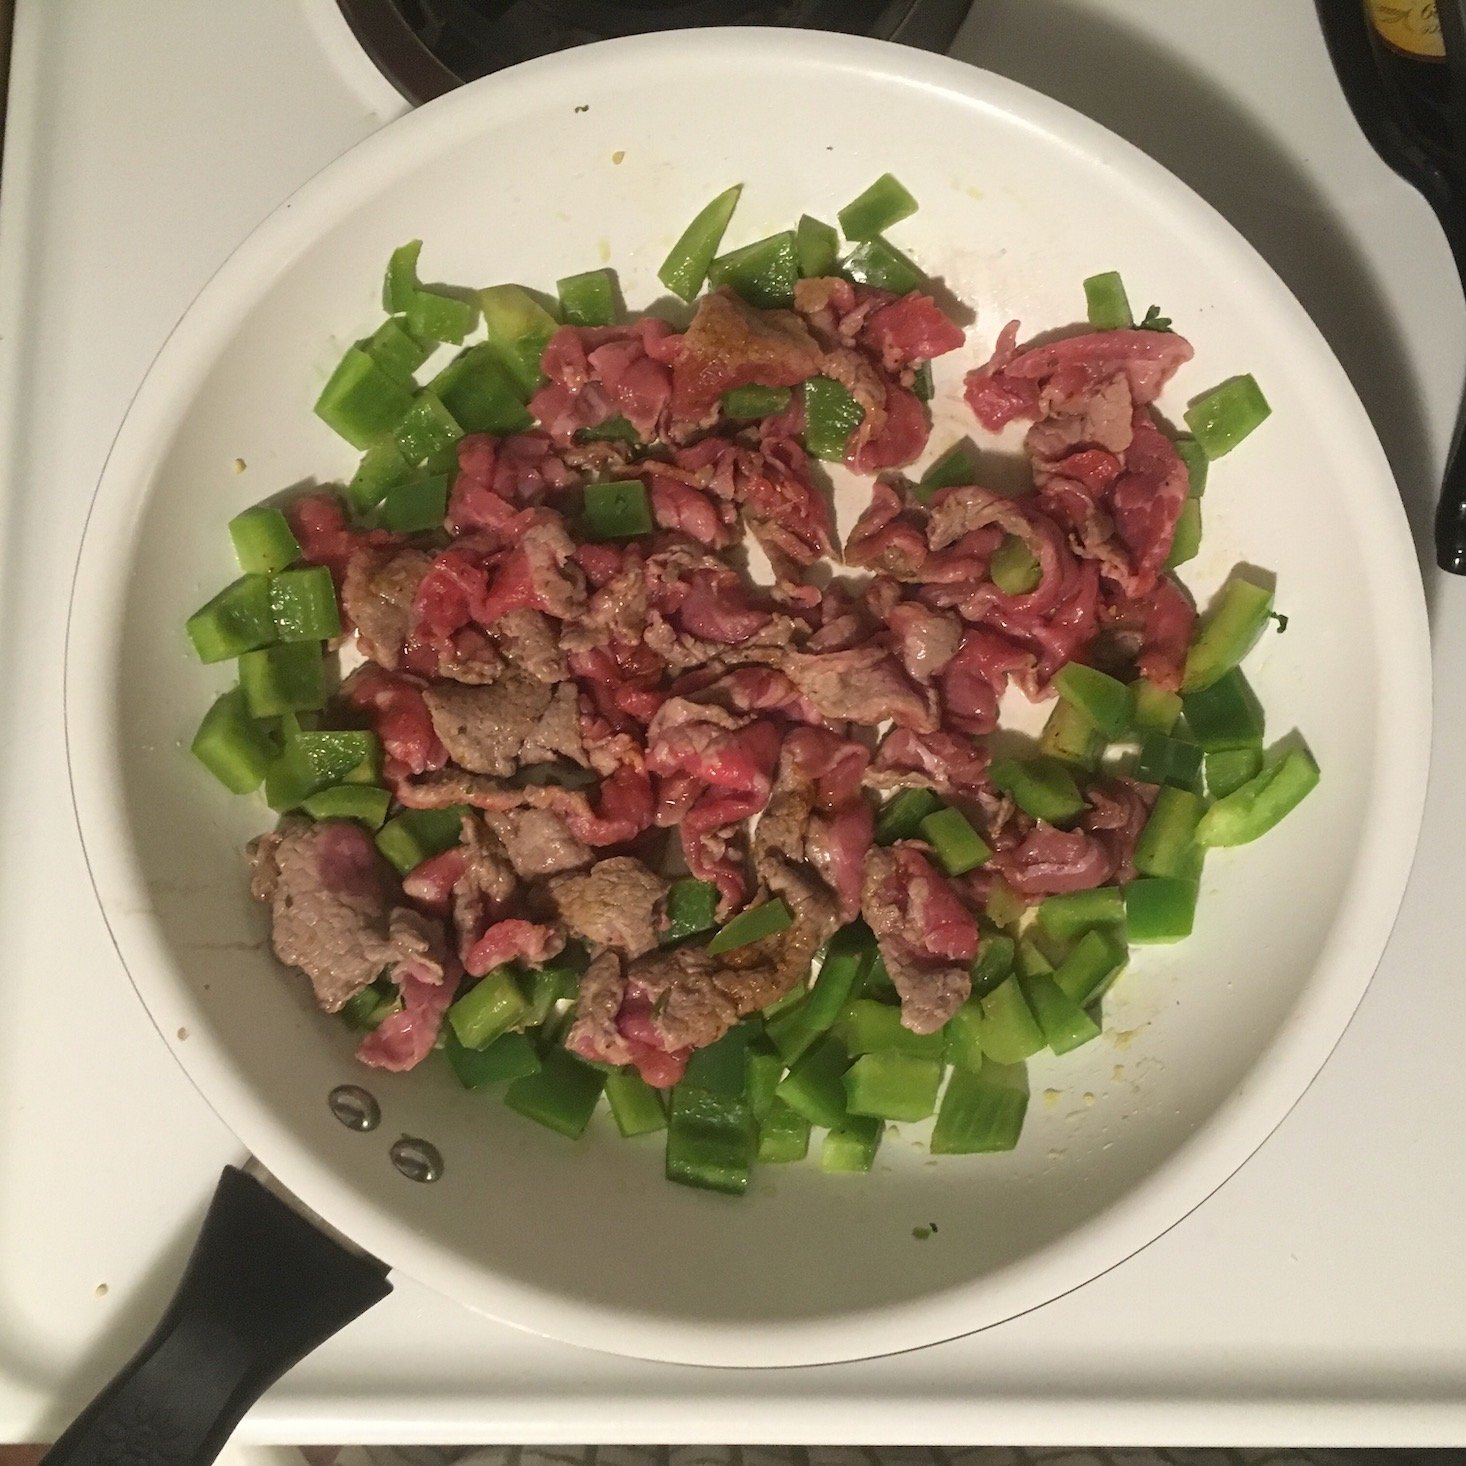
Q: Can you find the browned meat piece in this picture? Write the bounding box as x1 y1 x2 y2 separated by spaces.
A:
494 608 566 683
450 814 518 953
340 546 432 669
779 644 937 731
563 950 633 1067
483 807 593 880
422 669 551 777
246 817 443 1013
548 856 669 958
519 682 588 768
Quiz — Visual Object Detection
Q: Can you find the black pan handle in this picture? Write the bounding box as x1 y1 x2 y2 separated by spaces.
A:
43 1166 392 1466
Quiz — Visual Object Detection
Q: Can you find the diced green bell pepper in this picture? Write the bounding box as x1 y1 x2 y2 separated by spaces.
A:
1182 574 1274 692
844 1051 942 1122
721 384 792 420
379 474 449 534
1184 373 1271 459
918 806 991 875
706 898 791 955
191 686 275 794
265 728 381 812
843 236 923 294
556 268 617 328
976 976 1046 1064
579 415 641 446
839 172 918 240
681 1023 756 1097
1054 662 1133 738
1125 876 1199 943
1020 971 1101 1054
916 442 980 500
1206 743 1264 799
229 507 300 576
1052 927 1128 1007
1040 697 1103 771
665 1083 756 1195
661 877 721 945
989 756 1087 825
990 535 1041 595
658 184 742 302
1182 667 1265 751
1134 731 1204 792
707 229 799 309
345 440 411 512
405 286 476 345
393 391 462 467
985 880 1027 931
375 803 469 874
301 783 392 829
522 947 586 1029
821 1114 885 1173
237 641 326 717
186 575 276 663
269 565 341 643
795 213 839 277
757 1099 811 1162
1196 746 1319 847
1014 937 1054 980
1083 270 1134 330
1165 499 1202 569
448 967 528 1050
362 316 430 383
1175 435 1208 496
1134 785 1205 880
930 1058 1028 1154
382 239 422 313
745 1039 783 1120
582 480 653 541
774 1034 850 1130
1037 887 1126 942
874 787 942 845
836 998 945 1060
341 977 401 1032
970 932 1016 998
505 1047 606 1140
604 1068 668 1137
479 283 561 397
1130 677 1183 734
446 1028 541 1089
911 361 934 401
767 924 875 1063
430 344 534 435
803 376 864 462
314 346 414 449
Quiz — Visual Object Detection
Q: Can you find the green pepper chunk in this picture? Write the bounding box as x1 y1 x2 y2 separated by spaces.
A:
706 898 792 955
1183 574 1274 691
362 317 430 383
838 172 919 240
229 507 300 576
431 344 535 436
802 376 864 462
582 480 653 541
505 1048 606 1140
269 565 341 643
821 1114 886 1173
406 287 476 346
1165 499 1202 569
665 1082 755 1195
1020 971 1102 1054
1134 731 1204 792
976 976 1046 1064
767 924 875 1064
479 284 561 397
1013 936 1054 980
843 236 923 294
1206 743 1264 799
1134 786 1205 880
774 1034 850 1130
835 998 945 1060
989 756 1087 825
1175 435 1209 496
1040 697 1103 771
658 183 742 302
707 229 799 309
341 977 402 1033
578 415 641 446
375 804 469 874
1052 927 1128 1007
1125 876 1199 943
681 1023 756 1097
1054 662 1133 738
447 967 528 1050
661 877 720 946
383 240 423 313
379 474 449 534
930 1058 1028 1154
1182 667 1265 751
556 268 617 328
238 641 326 718
1130 677 1183 734
393 391 462 467
1184 373 1271 459
345 440 412 512
984 879 1027 931
919 806 991 875
446 1029 541 1089
795 214 840 277
314 346 414 449
757 1099 811 1163
911 361 935 401
186 575 276 663
874 786 942 844
969 933 1016 998
721 384 792 420
1037 887 1125 942
1196 746 1319 847
264 729 381 812
915 442 979 500
1083 270 1134 330
604 1069 668 1137
301 783 392 829
191 686 275 794
990 535 1041 595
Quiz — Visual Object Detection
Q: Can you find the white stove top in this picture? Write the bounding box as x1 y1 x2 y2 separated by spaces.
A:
3 0 1465 1446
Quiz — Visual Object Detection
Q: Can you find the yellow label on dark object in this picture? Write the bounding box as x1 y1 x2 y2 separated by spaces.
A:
1368 0 1445 58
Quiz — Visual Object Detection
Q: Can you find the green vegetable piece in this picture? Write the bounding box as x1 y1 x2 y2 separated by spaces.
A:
706 898 792 955
479 283 561 397
970 933 1016 998
976 977 1046 1064
745 1040 783 1120
916 442 980 500
269 565 341 643
430 344 535 436
191 686 275 794
393 391 462 467
446 1029 541 1089
874 787 943 845
237 641 326 718
839 172 919 240
379 474 449 534
984 879 1027 931
406 286 476 346
707 229 799 309
604 1069 668 1137
375 804 469 874
860 950 898 1000
1207 742 1264 799
1134 731 1204 792
804 923 876 1031
1020 971 1101 1054
341 978 401 1033
757 1099 811 1163
1037 887 1126 942
943 999 985 1071
775 1034 850 1130
1165 499 1202 569
721 384 793 420
505 1047 606 1140
301 783 392 829
578 415 641 446
1134 785 1206 880
522 948 584 1028
665 1083 756 1195
795 213 840 277
843 235 923 294
821 1114 885 1173
1052 927 1128 1007
1184 373 1271 459
911 361 935 401
448 967 528 1050
658 183 743 302
383 240 423 313
1182 667 1265 751
989 756 1087 825
1130 678 1183 734
661 877 721 945
762 984 807 1020
345 440 411 512
1040 698 1103 771
229 507 300 576
314 346 414 450
264 729 381 812
556 268 617 328
1083 270 1134 330
362 317 430 383
1013 937 1054 980
1054 663 1133 738
990 535 1041 595
919 806 992 875
930 1058 1029 1154
844 1051 942 1122
1125 876 1199 943
803 376 865 462
681 1023 755 1097
836 998 945 1059
186 575 275 663
1183 574 1275 692
1196 746 1319 847
1175 435 1209 496
582 480 654 541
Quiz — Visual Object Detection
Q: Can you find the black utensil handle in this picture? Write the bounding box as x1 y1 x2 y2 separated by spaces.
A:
43 1166 391 1466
